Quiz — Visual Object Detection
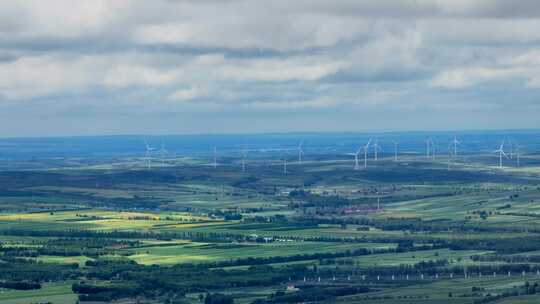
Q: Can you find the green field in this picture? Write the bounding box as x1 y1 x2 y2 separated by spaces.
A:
0 283 76 304
0 153 539 303
124 241 392 265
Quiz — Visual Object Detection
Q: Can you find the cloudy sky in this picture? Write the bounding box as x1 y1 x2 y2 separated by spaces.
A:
1 0 539 137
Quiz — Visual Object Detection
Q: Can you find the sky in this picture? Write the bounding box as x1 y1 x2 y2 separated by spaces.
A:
0 0 539 137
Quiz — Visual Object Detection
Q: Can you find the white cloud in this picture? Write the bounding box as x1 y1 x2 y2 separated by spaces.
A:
0 55 99 99
506 50 540 66
0 1 131 39
347 30 423 75
220 57 348 82
132 11 368 51
430 67 526 88
246 98 339 109
168 86 208 102
0 54 182 99
133 23 194 45
2 0 540 135
103 65 178 88
421 19 540 46
431 49 540 89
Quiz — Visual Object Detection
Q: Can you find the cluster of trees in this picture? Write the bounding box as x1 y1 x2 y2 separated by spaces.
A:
69 261 309 301
0 257 80 282
0 280 41 290
471 253 540 263
473 281 540 304
0 228 247 243
204 293 234 304
72 282 140 302
288 188 457 210
447 237 540 253
292 215 529 234
254 286 370 303
0 238 137 258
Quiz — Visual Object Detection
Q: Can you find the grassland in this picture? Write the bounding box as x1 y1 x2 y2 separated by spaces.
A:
123 241 392 265
0 282 76 304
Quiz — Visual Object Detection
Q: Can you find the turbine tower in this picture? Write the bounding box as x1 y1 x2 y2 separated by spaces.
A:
144 140 156 170
509 141 514 159
241 146 248 172
158 141 168 167
451 136 460 158
283 150 289 175
392 141 398 162
493 141 508 168
298 141 304 164
372 139 381 161
347 150 360 170
516 145 523 167
363 138 372 168
213 147 218 169
431 139 436 160
425 138 431 158
447 143 452 170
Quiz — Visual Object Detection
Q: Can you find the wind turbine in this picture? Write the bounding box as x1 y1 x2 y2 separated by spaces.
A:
347 148 361 170
241 146 247 172
451 136 460 158
158 141 168 167
298 141 304 164
493 141 508 168
282 150 289 175
515 145 523 167
425 138 431 158
363 138 372 168
447 142 453 170
213 147 218 169
392 141 398 162
431 139 436 160
372 139 382 161
144 140 156 169
509 140 514 159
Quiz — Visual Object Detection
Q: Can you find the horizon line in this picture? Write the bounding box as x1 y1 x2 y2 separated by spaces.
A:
1 127 539 140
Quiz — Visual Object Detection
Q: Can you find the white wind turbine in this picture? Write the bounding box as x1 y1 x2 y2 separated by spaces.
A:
392 141 398 162
509 140 515 159
144 140 156 169
158 141 168 167
425 137 431 158
282 150 289 175
431 139 437 160
451 136 460 158
241 146 247 172
213 147 218 169
363 138 372 168
424 138 437 160
447 142 453 170
372 139 382 161
515 145 523 167
347 148 361 170
298 141 304 164
493 141 508 168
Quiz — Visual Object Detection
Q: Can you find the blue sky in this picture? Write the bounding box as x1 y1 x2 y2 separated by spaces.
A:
0 0 539 137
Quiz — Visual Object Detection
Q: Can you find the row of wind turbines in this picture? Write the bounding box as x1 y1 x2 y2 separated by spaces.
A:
142 137 525 173
349 137 523 170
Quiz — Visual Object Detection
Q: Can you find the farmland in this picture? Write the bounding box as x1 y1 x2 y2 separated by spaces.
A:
0 137 539 303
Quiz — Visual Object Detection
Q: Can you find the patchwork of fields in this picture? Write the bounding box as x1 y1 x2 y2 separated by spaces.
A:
0 153 539 303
